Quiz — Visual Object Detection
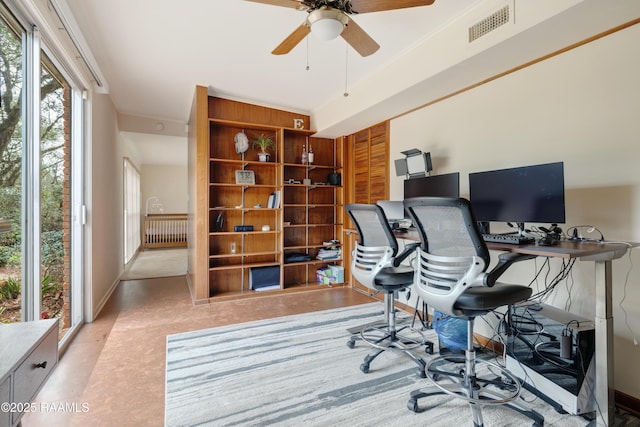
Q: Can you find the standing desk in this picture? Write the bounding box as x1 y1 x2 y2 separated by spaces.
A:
484 240 635 426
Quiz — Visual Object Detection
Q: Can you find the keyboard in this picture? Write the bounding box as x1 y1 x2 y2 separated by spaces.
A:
482 233 535 245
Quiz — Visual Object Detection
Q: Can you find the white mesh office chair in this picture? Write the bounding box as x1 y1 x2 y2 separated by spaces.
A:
345 203 427 377
403 197 544 426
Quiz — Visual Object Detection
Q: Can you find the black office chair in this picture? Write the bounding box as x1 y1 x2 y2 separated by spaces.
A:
403 197 544 426
345 203 427 377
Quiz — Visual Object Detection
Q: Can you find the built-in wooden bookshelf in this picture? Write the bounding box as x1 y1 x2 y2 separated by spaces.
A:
187 86 344 303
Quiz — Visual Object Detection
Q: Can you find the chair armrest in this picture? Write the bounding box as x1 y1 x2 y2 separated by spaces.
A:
393 242 420 267
483 252 537 287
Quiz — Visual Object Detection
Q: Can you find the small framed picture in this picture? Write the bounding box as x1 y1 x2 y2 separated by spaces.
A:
235 170 255 185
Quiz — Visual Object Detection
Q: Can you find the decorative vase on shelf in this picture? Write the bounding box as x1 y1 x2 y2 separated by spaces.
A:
257 152 269 162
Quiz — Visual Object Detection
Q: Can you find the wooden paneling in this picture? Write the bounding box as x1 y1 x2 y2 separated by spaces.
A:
187 85 211 301
208 97 310 130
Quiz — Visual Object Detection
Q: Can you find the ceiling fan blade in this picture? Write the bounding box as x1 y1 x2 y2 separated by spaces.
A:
341 18 380 57
272 23 311 55
245 0 304 10
349 0 435 14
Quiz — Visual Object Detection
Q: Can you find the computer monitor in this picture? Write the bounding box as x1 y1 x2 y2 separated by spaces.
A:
376 200 405 222
468 162 565 233
403 172 460 199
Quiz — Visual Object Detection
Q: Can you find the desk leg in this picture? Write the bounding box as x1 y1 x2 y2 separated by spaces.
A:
594 260 614 426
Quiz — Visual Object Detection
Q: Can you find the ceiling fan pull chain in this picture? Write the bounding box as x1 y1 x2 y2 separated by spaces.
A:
343 44 349 97
306 36 310 71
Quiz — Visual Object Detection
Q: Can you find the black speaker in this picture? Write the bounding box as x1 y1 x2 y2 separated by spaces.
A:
328 173 341 185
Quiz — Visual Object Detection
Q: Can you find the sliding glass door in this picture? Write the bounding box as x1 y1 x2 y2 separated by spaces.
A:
1 3 84 343
0 10 24 323
40 55 76 335
124 158 141 264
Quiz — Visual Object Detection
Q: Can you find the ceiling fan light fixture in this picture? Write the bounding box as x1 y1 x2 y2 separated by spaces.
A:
312 18 343 40
308 8 348 41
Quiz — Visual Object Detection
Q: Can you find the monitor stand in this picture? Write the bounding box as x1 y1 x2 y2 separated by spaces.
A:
477 221 490 235
502 222 530 237
480 222 532 238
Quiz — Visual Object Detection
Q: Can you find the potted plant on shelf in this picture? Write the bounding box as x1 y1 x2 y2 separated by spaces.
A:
252 134 275 162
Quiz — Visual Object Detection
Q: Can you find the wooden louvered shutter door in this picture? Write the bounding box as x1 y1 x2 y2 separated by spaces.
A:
344 121 390 294
368 123 388 203
351 122 389 204
353 129 371 203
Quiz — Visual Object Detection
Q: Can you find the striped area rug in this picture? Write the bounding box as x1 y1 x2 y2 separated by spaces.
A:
165 303 589 427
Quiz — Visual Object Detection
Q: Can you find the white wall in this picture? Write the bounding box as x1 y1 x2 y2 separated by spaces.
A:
141 164 188 214
88 93 123 319
390 24 640 398
314 0 640 138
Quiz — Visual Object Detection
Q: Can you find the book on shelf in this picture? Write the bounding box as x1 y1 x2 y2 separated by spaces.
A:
316 247 341 260
317 239 341 260
267 191 281 209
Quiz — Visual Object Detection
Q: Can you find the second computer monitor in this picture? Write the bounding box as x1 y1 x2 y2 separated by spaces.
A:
468 162 565 226
404 172 460 199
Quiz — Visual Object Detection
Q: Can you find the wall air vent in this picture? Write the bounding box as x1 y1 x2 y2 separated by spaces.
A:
468 5 510 43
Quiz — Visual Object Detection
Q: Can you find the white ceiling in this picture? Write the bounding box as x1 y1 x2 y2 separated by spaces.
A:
58 0 640 165
65 0 482 122
121 132 187 166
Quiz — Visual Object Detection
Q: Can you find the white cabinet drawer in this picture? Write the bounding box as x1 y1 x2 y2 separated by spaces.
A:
0 376 10 427
0 319 58 427
13 325 57 405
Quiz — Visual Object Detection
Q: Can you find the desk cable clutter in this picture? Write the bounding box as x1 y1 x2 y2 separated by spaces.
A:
566 225 639 346
566 224 605 243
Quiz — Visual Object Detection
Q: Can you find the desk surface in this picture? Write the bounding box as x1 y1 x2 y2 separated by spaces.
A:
393 228 634 260
486 240 634 259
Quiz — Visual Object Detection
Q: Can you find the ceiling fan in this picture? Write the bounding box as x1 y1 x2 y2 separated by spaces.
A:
246 0 436 57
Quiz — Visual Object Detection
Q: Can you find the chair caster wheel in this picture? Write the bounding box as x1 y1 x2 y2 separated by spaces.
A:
347 340 355 349
407 399 419 413
425 341 434 354
417 369 426 378
360 363 370 374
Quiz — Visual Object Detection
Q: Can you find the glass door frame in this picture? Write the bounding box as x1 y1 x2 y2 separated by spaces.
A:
3 0 86 346
21 17 42 323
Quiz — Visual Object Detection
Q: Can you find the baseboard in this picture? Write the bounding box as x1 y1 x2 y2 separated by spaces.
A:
615 390 640 418
474 333 504 354
90 276 120 322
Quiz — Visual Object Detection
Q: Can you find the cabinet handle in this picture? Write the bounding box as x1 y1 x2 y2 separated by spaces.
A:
34 361 48 369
